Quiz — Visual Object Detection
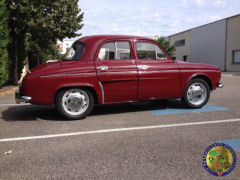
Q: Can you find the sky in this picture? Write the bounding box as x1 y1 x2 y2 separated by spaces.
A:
77 0 240 38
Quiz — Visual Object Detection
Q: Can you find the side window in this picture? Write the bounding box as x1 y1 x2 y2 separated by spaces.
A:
116 42 131 59
137 42 155 59
98 41 131 60
155 45 167 60
98 42 115 60
137 42 167 60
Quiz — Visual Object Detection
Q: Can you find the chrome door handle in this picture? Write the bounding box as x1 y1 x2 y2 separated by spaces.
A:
97 66 108 70
138 65 149 70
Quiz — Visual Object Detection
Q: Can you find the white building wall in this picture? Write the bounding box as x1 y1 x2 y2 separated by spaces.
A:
190 19 226 71
226 15 240 71
169 31 191 61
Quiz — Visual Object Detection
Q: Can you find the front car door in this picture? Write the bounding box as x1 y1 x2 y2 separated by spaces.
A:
95 40 138 103
135 40 180 100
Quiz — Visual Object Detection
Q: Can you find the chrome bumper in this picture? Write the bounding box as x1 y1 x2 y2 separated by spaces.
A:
15 90 31 104
217 83 224 88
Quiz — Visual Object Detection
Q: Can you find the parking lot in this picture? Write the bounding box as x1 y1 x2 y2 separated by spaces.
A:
0 74 240 179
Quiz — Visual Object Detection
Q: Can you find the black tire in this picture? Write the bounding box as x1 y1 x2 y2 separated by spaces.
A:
182 78 210 108
55 88 94 120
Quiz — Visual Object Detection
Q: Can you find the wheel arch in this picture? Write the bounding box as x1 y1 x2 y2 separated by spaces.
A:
189 75 212 90
54 85 99 105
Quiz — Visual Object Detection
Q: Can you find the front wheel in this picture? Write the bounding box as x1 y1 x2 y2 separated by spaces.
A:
182 78 210 108
55 88 94 120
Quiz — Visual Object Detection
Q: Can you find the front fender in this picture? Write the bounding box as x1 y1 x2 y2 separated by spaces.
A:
180 70 220 97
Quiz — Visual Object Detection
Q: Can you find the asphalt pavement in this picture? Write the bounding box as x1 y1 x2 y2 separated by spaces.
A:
0 74 240 180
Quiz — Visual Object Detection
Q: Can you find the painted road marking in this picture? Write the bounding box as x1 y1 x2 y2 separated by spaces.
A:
149 104 229 115
0 118 240 143
217 139 240 152
0 104 30 107
222 74 233 77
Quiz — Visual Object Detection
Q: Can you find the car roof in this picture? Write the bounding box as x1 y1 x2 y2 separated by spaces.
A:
77 35 154 42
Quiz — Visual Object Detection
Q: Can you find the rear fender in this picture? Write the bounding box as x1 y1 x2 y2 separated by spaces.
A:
54 83 102 104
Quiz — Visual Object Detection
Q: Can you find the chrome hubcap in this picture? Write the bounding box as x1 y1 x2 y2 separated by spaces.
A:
187 82 207 106
62 89 89 116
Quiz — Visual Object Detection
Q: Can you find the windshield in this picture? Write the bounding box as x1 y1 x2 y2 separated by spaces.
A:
62 42 85 60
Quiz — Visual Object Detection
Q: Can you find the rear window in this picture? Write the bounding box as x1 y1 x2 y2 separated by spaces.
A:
62 42 85 60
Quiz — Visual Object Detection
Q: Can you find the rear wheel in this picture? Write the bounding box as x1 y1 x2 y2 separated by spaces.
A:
182 78 210 108
55 88 94 120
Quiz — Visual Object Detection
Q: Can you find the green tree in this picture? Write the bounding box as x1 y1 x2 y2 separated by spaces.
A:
156 36 176 58
26 0 84 68
6 0 27 85
41 42 62 63
7 0 84 84
0 0 9 87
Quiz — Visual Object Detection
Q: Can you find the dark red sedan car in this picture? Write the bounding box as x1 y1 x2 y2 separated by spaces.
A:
15 35 223 119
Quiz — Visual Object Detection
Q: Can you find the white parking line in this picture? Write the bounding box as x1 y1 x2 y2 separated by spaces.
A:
0 104 30 107
222 74 233 77
0 118 240 142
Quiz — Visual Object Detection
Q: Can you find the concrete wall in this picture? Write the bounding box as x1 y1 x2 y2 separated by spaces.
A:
169 31 191 61
226 15 240 71
190 20 226 71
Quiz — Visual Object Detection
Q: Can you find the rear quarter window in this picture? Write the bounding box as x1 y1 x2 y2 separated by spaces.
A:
63 42 85 61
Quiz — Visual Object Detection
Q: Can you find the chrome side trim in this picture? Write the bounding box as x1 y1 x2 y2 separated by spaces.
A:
140 70 179 73
180 70 221 73
98 81 104 104
40 72 94 78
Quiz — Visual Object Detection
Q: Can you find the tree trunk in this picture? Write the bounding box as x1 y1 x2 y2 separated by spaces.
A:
12 53 18 85
11 35 19 85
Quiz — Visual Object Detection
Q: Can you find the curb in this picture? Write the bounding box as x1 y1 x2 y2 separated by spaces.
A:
0 86 18 97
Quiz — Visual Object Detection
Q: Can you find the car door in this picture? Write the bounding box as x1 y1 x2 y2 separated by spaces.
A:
95 40 138 103
135 40 180 100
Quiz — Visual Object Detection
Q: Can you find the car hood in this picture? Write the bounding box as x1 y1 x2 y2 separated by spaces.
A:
175 60 221 71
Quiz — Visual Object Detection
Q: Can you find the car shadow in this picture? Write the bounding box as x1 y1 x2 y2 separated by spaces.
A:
91 99 187 116
1 99 188 121
1 105 62 121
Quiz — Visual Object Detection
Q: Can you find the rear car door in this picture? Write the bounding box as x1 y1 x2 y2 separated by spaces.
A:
95 40 138 103
135 40 180 100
